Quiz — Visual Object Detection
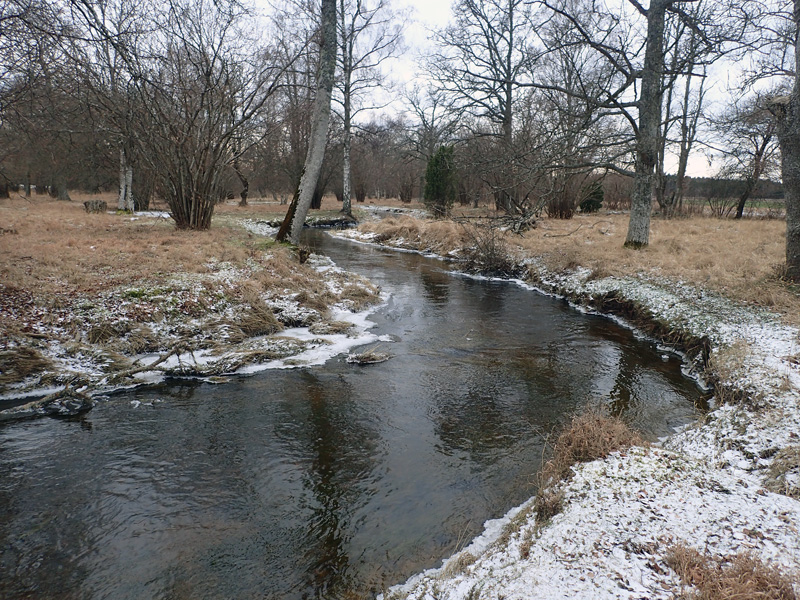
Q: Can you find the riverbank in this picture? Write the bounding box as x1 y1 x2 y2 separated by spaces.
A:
0 198 382 418
332 214 800 598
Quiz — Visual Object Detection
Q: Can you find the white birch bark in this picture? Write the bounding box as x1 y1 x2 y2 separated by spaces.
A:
282 0 337 244
118 147 127 211
118 147 135 211
124 163 134 211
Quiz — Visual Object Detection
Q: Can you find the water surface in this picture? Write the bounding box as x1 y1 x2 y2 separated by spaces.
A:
0 231 705 599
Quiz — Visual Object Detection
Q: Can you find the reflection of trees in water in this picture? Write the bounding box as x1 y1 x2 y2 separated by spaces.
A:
426 357 541 462
607 351 637 415
420 268 450 305
276 371 379 599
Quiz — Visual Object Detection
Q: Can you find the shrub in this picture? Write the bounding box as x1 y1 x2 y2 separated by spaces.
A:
424 145 457 218
580 182 604 213
461 222 523 278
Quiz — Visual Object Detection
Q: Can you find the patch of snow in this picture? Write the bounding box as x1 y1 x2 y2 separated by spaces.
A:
241 219 278 238
136 211 171 219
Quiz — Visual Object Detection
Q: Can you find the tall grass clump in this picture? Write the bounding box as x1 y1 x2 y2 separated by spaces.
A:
534 409 643 524
666 543 798 600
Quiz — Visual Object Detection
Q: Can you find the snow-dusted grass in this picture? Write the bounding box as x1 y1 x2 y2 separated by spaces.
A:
0 207 383 406
333 220 800 599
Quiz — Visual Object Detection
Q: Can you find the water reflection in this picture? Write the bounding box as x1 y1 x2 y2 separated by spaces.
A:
0 231 706 600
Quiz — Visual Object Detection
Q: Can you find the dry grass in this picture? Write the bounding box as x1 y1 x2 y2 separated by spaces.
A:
346 347 391 365
519 214 799 320
360 212 800 325
232 283 284 337
542 409 644 485
0 196 252 295
0 197 384 389
0 347 52 383
360 216 471 254
534 409 643 524
666 543 798 600
765 445 800 499
440 551 478 579
308 320 355 335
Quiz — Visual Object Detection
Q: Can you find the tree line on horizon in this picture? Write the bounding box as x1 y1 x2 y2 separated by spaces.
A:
2 0 800 272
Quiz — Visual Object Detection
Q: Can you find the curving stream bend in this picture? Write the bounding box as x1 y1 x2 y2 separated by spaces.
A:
0 230 706 599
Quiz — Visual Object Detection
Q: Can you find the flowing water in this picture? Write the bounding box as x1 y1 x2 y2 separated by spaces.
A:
0 230 706 599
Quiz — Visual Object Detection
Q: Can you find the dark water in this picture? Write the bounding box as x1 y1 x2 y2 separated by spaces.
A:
0 231 705 600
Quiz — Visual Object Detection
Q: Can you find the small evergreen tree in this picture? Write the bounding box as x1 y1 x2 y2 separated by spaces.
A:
580 181 604 213
424 145 457 218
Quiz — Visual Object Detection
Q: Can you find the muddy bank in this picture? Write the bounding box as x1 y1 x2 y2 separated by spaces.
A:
332 222 800 599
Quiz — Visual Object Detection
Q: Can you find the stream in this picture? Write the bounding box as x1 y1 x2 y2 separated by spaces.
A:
0 230 706 599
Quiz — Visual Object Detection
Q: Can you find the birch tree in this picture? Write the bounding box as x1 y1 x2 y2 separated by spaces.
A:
335 0 401 217
276 0 337 243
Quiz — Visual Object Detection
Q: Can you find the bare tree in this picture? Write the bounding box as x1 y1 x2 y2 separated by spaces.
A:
335 0 402 217
71 0 295 229
538 0 734 246
277 0 337 243
655 5 709 217
711 91 781 218
430 0 538 213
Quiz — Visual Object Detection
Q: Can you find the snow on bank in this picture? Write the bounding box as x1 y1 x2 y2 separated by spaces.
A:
331 230 800 598
388 447 800 600
0 238 384 406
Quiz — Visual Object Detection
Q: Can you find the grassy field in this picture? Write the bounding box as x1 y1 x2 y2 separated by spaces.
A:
2 192 796 322
0 195 382 396
359 211 800 324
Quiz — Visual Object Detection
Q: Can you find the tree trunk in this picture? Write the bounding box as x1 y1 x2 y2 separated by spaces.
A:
734 137 770 219
57 179 71 201
775 0 800 280
233 158 249 206
277 0 337 244
342 123 352 216
118 147 134 211
625 0 667 248
125 164 134 211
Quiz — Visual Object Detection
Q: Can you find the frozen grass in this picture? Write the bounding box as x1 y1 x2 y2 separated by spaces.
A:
666 543 798 600
0 197 382 398
0 347 51 384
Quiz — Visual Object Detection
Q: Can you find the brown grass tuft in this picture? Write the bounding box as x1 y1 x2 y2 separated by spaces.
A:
233 284 283 337
534 409 643 524
544 409 644 484
666 543 798 600
440 551 478 578
308 320 354 335
340 284 380 311
361 216 471 254
765 445 800 499
0 347 52 384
